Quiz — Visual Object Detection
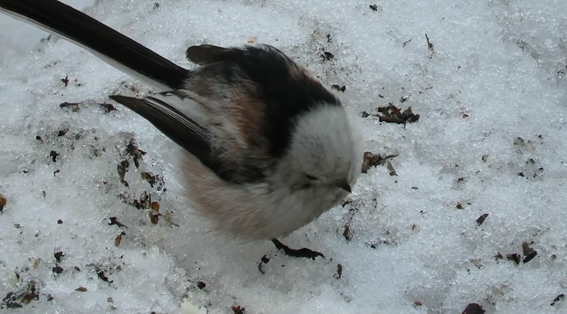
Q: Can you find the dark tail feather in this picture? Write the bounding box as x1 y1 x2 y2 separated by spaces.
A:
0 0 189 90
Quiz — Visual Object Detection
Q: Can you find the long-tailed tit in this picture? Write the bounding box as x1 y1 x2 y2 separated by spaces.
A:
0 0 363 259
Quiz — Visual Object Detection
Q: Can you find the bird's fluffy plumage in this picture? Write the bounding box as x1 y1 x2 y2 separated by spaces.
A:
113 45 364 239
0 0 363 241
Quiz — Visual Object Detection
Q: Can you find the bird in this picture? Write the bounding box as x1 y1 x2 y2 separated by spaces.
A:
0 0 363 259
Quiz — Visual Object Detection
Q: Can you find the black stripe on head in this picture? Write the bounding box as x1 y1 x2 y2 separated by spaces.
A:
202 45 341 158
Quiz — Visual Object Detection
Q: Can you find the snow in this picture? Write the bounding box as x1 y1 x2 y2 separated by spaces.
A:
1 0 567 313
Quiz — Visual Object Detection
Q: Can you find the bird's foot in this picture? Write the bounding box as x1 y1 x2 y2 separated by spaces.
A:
271 239 324 260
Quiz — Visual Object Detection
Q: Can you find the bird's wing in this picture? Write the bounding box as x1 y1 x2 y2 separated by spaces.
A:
110 91 267 184
109 93 218 173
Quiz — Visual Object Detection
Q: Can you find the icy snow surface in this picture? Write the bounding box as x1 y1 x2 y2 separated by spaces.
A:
1 0 567 313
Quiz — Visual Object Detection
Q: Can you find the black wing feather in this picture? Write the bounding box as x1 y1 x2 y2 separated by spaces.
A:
109 95 222 174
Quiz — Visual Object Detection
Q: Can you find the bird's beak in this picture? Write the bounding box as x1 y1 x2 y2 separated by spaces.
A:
336 181 352 193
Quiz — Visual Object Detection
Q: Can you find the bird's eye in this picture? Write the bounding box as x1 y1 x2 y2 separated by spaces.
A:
306 174 318 180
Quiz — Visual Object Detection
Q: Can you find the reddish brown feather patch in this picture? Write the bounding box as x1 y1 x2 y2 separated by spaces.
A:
230 92 267 148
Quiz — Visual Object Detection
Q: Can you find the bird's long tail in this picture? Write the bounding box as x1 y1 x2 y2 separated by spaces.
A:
0 0 189 90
